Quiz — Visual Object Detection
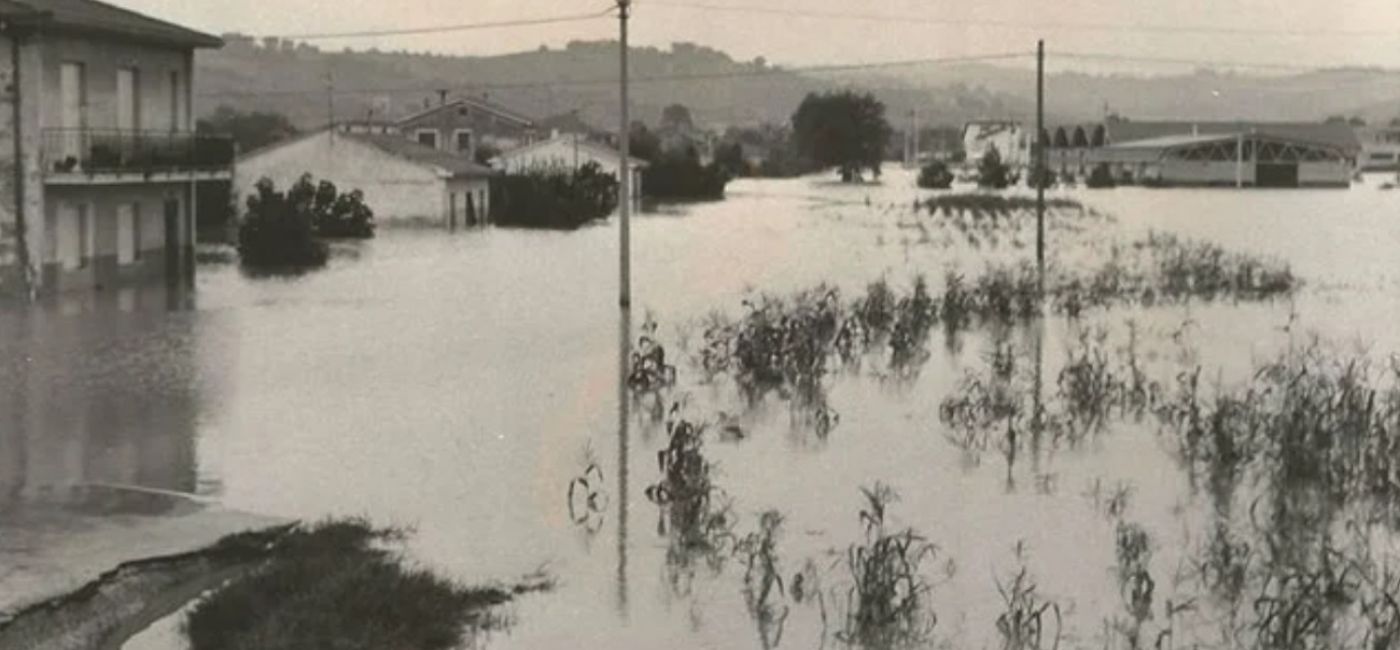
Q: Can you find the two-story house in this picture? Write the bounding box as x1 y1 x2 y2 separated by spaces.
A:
397 96 538 162
0 0 233 299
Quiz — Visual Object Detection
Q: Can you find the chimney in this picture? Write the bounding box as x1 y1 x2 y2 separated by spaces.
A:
438 89 448 106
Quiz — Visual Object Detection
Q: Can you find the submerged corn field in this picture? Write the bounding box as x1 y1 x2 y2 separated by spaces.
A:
7 170 1400 649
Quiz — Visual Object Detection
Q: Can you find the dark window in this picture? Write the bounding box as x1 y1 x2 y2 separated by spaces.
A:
417 131 438 148
1370 152 1395 161
456 131 473 153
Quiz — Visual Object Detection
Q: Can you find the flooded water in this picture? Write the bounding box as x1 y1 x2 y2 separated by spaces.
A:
5 168 1400 648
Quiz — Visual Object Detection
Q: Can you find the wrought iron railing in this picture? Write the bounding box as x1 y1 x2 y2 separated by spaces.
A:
42 129 235 175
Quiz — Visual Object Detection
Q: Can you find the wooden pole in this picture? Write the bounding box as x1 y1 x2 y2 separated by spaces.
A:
618 0 632 309
1036 40 1046 296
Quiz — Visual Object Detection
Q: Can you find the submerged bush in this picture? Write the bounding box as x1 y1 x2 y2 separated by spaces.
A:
916 160 954 189
1086 163 1116 189
185 519 531 650
237 177 329 270
491 161 618 229
643 147 730 200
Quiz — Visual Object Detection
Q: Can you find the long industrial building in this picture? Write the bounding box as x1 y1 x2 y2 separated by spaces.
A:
1047 119 1360 188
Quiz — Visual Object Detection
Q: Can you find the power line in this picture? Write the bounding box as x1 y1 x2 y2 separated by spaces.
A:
271 8 615 41
198 51 1034 98
1049 51 1355 72
640 0 1400 39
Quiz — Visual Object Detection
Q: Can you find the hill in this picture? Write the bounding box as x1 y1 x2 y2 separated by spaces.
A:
195 37 1400 134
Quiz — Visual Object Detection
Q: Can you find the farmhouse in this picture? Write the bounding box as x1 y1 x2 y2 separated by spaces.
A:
397 96 538 162
490 134 646 198
234 126 495 228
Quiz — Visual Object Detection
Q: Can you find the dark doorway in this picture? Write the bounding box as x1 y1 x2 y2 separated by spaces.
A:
164 199 180 282
466 193 476 225
1256 163 1299 188
448 193 457 229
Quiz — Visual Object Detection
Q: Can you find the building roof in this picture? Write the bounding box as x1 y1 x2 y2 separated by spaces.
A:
0 0 222 48
397 98 536 129
345 132 496 178
1104 119 1360 154
491 134 649 169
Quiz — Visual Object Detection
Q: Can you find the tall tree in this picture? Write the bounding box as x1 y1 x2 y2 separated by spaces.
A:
790 91 893 182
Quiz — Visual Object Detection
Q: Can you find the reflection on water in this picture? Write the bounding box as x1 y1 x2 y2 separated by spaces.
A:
4 170 1400 648
0 282 202 515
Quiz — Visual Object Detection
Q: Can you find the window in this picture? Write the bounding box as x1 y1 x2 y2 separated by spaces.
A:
416 129 439 149
117 67 140 131
455 130 473 154
1369 152 1396 161
169 71 183 131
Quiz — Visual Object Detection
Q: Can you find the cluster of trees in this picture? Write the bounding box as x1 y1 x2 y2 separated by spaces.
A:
791 91 893 182
238 174 375 270
196 106 299 154
627 106 732 200
491 162 619 229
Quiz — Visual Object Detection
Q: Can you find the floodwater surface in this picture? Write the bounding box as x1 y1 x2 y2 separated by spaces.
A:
5 169 1400 649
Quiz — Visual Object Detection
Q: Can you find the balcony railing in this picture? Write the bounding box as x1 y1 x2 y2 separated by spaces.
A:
42 129 235 176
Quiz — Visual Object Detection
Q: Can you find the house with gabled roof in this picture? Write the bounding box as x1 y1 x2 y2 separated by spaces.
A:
0 0 234 298
396 96 538 163
234 125 496 228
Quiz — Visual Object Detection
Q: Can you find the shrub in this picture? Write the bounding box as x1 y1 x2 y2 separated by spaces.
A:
290 175 374 239
643 148 730 200
1086 163 1116 189
916 160 954 189
491 161 619 229
237 177 328 270
977 146 1010 189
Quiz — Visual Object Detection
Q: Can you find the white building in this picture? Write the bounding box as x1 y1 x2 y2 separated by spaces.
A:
234 126 495 227
1355 125 1400 172
490 134 646 198
962 120 1030 168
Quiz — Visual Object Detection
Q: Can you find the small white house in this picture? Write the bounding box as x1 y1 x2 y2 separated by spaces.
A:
490 134 647 198
234 126 496 227
962 120 1030 168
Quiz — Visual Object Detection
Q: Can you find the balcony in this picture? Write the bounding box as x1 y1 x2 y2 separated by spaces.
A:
42 129 234 183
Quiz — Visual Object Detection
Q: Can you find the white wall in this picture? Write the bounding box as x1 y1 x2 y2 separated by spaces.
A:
235 131 447 223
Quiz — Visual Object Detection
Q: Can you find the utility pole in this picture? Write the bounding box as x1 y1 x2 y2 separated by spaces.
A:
614 0 633 622
325 70 335 130
1035 40 1046 298
618 0 631 310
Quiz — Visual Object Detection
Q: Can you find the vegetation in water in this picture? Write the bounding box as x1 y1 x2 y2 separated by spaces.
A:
184 518 548 650
237 177 330 270
916 160 954 189
835 483 945 648
491 161 619 229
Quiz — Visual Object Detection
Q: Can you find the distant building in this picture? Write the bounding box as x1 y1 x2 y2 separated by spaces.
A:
490 134 646 198
962 120 1030 168
535 110 605 141
0 0 233 298
396 97 538 162
1072 119 1359 187
235 126 495 228
1354 125 1400 172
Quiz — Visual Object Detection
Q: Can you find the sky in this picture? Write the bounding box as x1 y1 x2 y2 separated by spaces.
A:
111 0 1400 73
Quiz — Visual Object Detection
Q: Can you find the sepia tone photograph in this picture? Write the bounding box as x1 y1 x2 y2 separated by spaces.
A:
1 0 1399 648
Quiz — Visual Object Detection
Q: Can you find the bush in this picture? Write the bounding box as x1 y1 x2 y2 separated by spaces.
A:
290 175 375 239
1026 166 1057 190
977 146 1010 189
1086 163 1116 189
643 148 730 200
916 160 954 189
491 161 619 229
237 177 328 270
